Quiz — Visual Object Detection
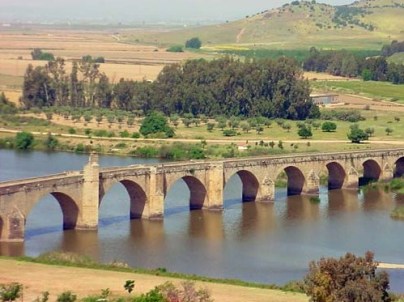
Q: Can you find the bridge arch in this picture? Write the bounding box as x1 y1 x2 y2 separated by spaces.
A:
226 170 259 202
276 166 306 196
165 175 207 210
395 157 404 178
25 191 80 229
326 162 346 190
100 179 147 219
362 159 382 184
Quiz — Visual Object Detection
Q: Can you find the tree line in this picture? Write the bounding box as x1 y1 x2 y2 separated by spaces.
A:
21 56 319 120
303 45 404 84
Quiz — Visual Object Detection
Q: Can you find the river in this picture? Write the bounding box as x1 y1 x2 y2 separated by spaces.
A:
1 150 404 292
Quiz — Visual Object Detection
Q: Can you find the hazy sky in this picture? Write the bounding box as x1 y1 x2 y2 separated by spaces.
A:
0 0 355 23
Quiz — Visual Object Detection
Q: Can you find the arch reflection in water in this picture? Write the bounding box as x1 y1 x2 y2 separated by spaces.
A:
361 187 393 212
283 195 321 222
327 189 360 215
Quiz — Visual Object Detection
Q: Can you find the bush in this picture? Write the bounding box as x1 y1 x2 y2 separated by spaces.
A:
134 146 159 158
57 291 77 302
223 129 237 137
31 48 55 61
15 131 34 150
304 251 390 302
321 121 337 132
167 45 184 52
132 132 141 139
185 37 202 49
44 133 59 151
0 283 23 302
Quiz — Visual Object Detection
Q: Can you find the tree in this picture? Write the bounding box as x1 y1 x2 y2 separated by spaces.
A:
304 251 390 302
365 127 375 137
321 121 337 132
385 127 393 136
347 125 369 143
185 37 202 49
298 125 313 139
207 122 215 132
139 111 175 138
15 132 34 150
240 122 251 133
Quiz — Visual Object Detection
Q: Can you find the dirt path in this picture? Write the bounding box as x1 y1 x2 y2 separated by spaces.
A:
236 28 245 43
0 259 307 302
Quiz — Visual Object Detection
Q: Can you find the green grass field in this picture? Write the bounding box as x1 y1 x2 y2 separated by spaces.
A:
311 80 404 103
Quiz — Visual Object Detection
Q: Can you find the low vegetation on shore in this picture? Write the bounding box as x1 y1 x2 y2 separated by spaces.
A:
1 250 402 302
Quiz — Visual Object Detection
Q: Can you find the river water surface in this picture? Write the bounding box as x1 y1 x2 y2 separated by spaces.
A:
1 150 404 291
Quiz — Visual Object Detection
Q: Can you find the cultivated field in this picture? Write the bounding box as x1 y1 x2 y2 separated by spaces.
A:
0 29 211 85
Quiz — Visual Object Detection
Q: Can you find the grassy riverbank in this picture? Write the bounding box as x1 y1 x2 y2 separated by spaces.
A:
0 256 308 302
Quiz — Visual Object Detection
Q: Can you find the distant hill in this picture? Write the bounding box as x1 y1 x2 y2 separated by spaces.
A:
125 0 404 50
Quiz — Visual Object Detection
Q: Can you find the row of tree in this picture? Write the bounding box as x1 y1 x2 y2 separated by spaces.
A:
303 47 404 84
21 57 319 120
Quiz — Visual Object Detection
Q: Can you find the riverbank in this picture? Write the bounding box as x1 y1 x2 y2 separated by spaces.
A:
0 258 308 302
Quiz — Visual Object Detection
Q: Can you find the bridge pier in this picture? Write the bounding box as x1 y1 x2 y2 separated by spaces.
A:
76 153 99 230
204 163 224 211
144 167 164 220
380 164 394 182
343 167 359 190
302 171 320 196
256 177 275 202
0 209 25 242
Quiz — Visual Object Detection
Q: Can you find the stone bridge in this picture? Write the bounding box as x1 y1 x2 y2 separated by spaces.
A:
1 148 404 242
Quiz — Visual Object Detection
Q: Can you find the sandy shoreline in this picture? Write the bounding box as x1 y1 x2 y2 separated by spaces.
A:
379 263 404 269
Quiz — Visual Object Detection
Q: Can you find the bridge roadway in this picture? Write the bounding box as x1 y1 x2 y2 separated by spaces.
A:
1 148 404 242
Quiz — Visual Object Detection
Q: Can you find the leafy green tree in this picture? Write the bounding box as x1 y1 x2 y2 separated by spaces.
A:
185 37 202 49
140 111 175 138
15 132 34 150
298 126 313 139
385 127 393 136
304 252 390 302
321 121 337 132
347 125 369 143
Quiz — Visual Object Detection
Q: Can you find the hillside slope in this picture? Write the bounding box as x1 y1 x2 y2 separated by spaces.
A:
125 0 404 50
